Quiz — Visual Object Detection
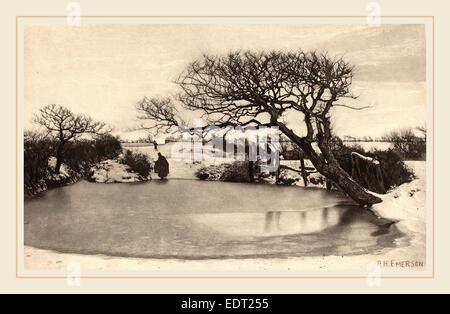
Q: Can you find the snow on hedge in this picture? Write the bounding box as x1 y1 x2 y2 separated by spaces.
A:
89 160 148 183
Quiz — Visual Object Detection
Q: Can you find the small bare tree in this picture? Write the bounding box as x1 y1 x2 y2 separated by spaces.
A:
34 104 107 173
138 50 381 206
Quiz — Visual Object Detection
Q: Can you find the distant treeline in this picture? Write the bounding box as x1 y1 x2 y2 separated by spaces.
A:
342 139 425 143
342 139 426 143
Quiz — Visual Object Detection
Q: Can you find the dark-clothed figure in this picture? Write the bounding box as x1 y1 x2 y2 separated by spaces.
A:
154 152 169 179
153 140 158 150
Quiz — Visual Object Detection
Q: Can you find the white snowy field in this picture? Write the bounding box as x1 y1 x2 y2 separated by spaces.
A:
343 141 393 151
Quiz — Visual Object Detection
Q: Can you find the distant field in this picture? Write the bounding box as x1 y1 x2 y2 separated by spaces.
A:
343 141 393 151
122 141 394 152
121 143 154 147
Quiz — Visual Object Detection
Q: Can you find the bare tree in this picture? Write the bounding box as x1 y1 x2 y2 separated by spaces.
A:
139 50 382 206
136 97 188 134
34 104 108 173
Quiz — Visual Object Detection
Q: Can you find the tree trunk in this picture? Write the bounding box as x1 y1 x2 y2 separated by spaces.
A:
55 143 64 174
248 160 254 182
276 123 382 207
309 139 382 207
299 157 308 187
318 162 382 206
275 166 280 184
325 180 332 191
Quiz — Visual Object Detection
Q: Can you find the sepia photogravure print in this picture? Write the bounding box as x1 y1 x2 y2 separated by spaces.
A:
20 19 432 277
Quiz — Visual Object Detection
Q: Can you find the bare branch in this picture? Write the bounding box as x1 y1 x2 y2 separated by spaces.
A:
333 104 372 110
34 104 108 142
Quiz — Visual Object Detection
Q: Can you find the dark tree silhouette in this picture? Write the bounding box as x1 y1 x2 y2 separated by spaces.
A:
138 50 382 206
34 104 107 173
136 97 187 133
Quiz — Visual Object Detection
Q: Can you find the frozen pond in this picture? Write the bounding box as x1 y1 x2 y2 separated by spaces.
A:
24 180 405 259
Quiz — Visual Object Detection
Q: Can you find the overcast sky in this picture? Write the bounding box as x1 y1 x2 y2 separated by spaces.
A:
24 24 426 139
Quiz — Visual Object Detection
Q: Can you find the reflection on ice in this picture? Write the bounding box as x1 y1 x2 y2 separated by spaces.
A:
189 206 381 237
25 180 404 259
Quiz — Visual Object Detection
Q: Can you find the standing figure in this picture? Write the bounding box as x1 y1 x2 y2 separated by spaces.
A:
153 139 158 150
154 152 169 179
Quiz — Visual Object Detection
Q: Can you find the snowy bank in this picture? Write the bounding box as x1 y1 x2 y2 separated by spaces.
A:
39 157 81 191
195 158 328 188
278 160 327 188
371 161 425 224
28 156 151 195
370 161 426 265
89 159 151 183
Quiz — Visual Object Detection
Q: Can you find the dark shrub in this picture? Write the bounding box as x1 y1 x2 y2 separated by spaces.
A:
332 137 415 191
279 138 308 160
195 160 260 182
120 150 152 179
221 161 253 182
24 132 123 195
62 135 122 173
94 134 123 160
24 131 55 195
195 164 229 181
383 128 426 160
63 139 97 173
121 150 134 165
372 149 415 190
331 137 366 175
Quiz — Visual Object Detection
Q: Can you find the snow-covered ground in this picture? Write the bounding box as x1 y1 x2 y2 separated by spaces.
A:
24 145 427 273
123 143 328 188
89 159 148 183
47 157 71 180
370 160 426 264
124 143 241 180
32 156 80 193
373 161 425 221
